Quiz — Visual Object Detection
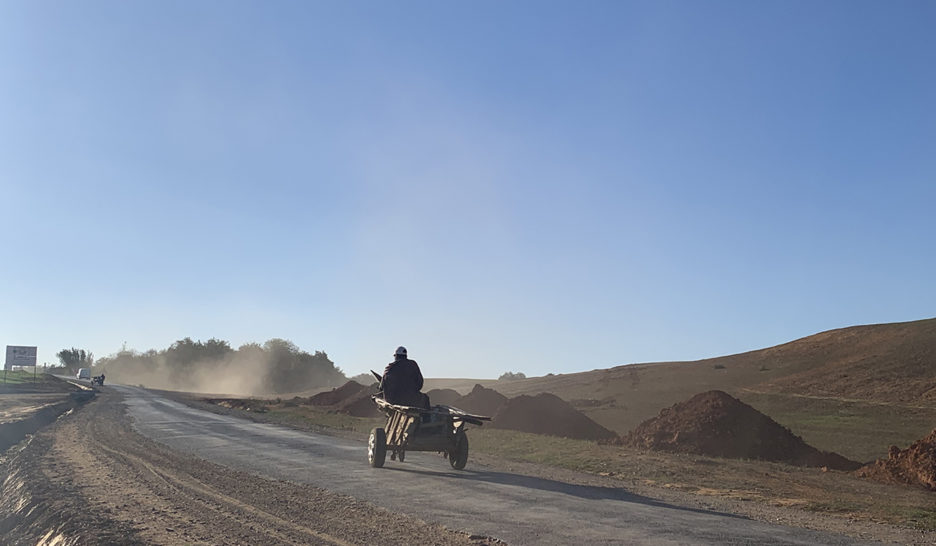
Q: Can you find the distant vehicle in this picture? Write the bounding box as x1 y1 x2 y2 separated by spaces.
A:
76 368 91 381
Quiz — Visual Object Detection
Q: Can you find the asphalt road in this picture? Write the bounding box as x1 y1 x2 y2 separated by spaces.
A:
113 385 875 545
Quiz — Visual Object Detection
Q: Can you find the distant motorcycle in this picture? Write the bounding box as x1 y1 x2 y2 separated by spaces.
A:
92 375 105 386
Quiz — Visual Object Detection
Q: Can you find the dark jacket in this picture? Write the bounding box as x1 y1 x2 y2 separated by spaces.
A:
382 357 424 407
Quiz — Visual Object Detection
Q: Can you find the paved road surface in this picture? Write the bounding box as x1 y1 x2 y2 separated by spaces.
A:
114 385 874 545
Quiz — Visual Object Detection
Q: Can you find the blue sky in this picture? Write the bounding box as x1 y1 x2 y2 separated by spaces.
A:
2 1 934 378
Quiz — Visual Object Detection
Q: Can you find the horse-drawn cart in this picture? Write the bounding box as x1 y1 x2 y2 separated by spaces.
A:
368 395 490 469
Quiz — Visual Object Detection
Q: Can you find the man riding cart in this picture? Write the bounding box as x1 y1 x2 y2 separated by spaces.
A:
368 346 489 469
381 346 429 409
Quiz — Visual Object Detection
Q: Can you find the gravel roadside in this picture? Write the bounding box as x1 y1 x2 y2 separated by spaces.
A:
0 389 502 545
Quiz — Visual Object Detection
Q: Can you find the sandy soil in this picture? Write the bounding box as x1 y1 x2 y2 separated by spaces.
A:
0 394 72 424
0 390 500 546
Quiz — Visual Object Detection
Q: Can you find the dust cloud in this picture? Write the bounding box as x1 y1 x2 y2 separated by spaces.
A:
94 340 346 397
102 353 267 396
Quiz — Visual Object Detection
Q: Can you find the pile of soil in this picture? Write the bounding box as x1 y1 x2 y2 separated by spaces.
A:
309 381 370 406
452 384 508 416
308 381 381 418
620 390 860 470
491 393 618 441
334 383 382 418
856 429 936 490
426 388 462 407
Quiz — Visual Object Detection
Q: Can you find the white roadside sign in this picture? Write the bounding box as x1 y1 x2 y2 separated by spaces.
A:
5 345 37 370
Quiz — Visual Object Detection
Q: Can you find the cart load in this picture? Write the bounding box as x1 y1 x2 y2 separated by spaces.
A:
368 391 490 470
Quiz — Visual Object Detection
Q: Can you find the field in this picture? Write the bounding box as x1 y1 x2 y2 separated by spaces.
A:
735 391 936 463
197 399 936 533
0 370 44 386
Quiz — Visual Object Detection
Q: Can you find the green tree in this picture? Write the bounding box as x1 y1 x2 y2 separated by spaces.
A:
57 347 93 373
261 339 345 393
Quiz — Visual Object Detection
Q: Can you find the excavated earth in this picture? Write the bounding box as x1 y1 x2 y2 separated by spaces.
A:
490 393 618 441
450 384 508 416
307 383 617 442
0 389 499 546
857 428 936 490
310 381 382 418
309 381 370 407
620 390 860 471
336 393 383 418
425 388 462 407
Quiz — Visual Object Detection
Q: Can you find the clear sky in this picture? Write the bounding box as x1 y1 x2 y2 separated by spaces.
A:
2 1 934 379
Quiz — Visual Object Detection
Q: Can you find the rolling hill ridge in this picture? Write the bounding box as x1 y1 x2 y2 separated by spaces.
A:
426 317 936 461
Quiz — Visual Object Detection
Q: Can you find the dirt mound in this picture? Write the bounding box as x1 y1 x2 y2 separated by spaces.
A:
310 381 369 407
491 393 617 441
856 429 936 490
305 381 381 417
452 384 508 416
621 390 859 470
334 383 381 418
426 388 462 407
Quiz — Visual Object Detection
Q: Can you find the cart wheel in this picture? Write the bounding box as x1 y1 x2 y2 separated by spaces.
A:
449 432 469 470
368 427 387 468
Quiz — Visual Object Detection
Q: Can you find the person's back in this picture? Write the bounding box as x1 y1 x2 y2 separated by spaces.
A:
382 346 426 408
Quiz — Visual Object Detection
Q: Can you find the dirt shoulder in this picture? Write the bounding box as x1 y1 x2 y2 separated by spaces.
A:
0 389 501 546
0 378 94 453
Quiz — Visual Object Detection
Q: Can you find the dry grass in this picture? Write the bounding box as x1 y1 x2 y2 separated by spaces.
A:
266 405 382 433
468 427 936 532
736 391 936 462
0 370 43 386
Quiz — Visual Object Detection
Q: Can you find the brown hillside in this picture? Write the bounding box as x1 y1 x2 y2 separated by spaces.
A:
427 318 936 437
857 429 936 490
754 319 936 402
621 391 859 470
491 393 617 441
